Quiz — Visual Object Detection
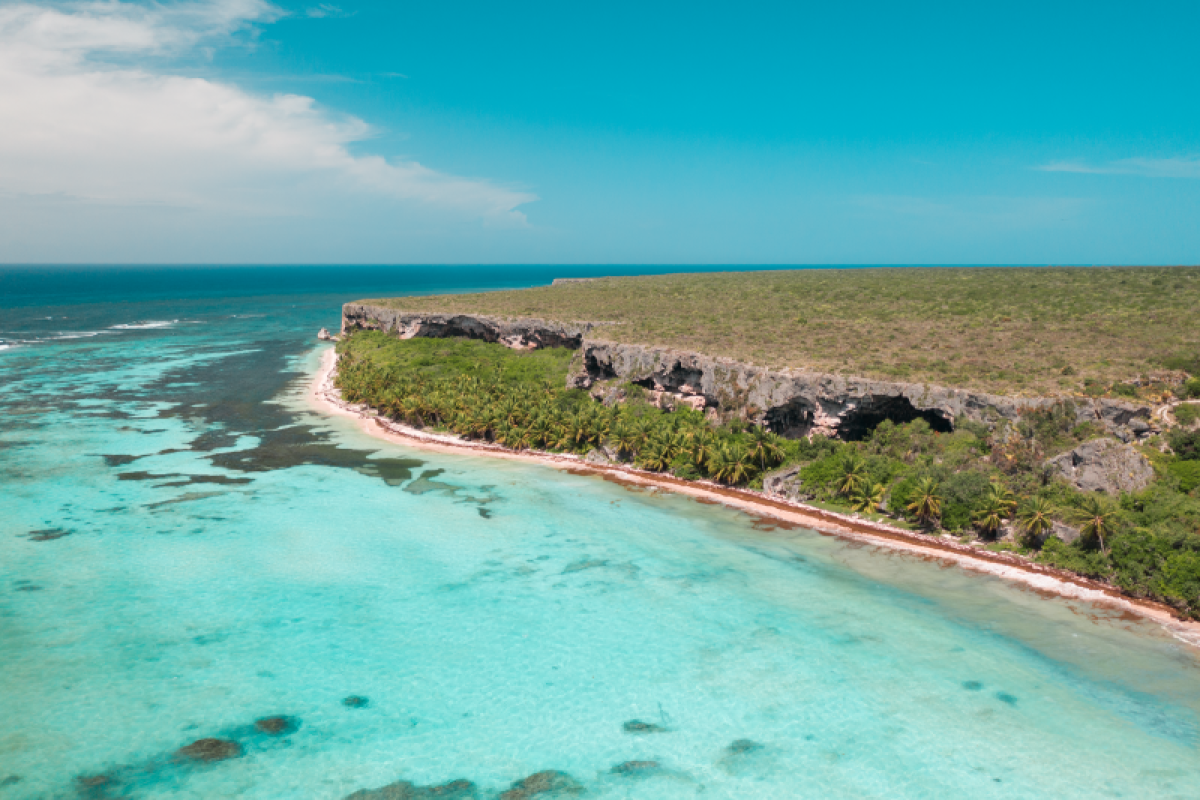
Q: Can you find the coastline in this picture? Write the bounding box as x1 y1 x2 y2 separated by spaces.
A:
309 346 1200 648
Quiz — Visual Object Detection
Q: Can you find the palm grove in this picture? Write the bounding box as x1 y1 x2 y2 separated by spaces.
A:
335 331 1200 619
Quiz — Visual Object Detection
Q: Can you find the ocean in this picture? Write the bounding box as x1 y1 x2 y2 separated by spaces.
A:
2 265 1199 799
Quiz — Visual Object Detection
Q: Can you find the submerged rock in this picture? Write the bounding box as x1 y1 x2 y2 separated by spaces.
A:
498 770 583 799
175 738 242 763
254 716 299 735
726 739 763 755
343 695 370 708
1044 437 1154 494
622 719 668 734
611 761 661 776
345 778 476 799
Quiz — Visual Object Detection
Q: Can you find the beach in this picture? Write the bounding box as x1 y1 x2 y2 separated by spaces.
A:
310 345 1200 647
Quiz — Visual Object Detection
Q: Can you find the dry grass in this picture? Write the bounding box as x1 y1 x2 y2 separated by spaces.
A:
359 267 1200 396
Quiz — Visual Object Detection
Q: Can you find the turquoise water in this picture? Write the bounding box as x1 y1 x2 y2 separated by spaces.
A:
3 267 1200 799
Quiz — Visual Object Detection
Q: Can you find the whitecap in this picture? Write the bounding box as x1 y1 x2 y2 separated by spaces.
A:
109 320 178 330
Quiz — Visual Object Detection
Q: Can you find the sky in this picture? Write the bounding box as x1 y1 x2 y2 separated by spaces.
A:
1 0 1198 264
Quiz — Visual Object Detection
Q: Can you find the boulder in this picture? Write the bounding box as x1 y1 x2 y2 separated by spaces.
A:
318 328 333 341
762 464 803 502
1045 438 1154 495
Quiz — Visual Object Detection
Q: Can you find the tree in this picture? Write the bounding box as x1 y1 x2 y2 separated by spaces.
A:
834 452 869 498
906 477 943 528
1015 496 1056 545
1071 495 1117 554
972 496 1009 539
849 481 886 514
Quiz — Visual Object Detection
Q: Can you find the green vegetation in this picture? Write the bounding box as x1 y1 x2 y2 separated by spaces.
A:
336 329 1200 618
359 267 1200 396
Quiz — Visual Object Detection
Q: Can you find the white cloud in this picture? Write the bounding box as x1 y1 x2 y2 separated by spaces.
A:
0 1 536 229
1038 157 1200 179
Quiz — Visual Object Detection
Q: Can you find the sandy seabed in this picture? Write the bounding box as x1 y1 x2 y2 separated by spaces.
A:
309 346 1200 648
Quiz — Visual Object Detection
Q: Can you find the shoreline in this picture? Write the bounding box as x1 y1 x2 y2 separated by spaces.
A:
308 346 1200 648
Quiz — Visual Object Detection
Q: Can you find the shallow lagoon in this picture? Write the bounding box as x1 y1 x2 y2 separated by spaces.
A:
3 267 1200 799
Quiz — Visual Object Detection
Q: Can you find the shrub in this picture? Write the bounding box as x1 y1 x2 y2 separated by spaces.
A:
939 471 993 531
1111 382 1138 398
1178 377 1200 400
1169 461 1200 493
1176 404 1200 426
1169 429 1200 461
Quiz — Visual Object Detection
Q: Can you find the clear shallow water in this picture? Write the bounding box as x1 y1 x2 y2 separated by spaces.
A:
2 267 1200 799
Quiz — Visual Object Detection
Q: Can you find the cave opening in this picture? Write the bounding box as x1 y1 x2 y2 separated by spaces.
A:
838 395 953 441
764 398 815 439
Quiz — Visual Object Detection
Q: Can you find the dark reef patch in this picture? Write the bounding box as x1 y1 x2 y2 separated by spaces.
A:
623 719 669 734
345 778 477 800
101 454 142 466
1 775 20 786
25 528 71 541
963 681 983 691
175 738 242 763
343 695 370 708
156 474 255 487
996 692 1019 706
253 716 299 735
498 770 583 799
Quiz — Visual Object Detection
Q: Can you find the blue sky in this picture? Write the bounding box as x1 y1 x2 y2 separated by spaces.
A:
1 0 1198 264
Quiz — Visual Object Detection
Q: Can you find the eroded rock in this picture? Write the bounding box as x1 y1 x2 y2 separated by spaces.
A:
318 328 334 341
762 464 803 502
498 771 583 799
1045 438 1154 494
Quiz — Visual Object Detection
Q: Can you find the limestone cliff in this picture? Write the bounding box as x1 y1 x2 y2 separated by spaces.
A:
342 304 1154 442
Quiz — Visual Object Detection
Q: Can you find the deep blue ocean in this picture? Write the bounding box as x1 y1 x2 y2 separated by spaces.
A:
3 265 1200 799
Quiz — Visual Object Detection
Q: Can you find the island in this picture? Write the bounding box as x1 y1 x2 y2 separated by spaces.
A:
322 267 1200 624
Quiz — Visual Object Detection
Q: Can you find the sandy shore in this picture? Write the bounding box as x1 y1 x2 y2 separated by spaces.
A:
309 346 1200 647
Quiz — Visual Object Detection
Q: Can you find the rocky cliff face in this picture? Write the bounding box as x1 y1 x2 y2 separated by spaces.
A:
342 305 1155 442
342 304 596 350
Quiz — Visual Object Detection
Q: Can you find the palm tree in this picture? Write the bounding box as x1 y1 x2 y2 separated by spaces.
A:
1071 495 1116 554
972 496 1009 539
1015 496 1056 545
691 429 719 469
834 452 869 498
986 482 1018 516
723 441 756 485
906 478 943 529
849 481 887 514
609 421 639 460
638 442 671 472
747 426 785 471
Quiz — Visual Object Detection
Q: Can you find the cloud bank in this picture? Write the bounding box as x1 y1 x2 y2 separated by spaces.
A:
1039 157 1200 179
0 0 536 229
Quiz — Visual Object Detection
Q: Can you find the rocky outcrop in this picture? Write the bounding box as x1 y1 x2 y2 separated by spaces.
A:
342 304 596 350
1045 438 1155 495
763 464 804 502
318 327 334 341
340 306 1155 442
